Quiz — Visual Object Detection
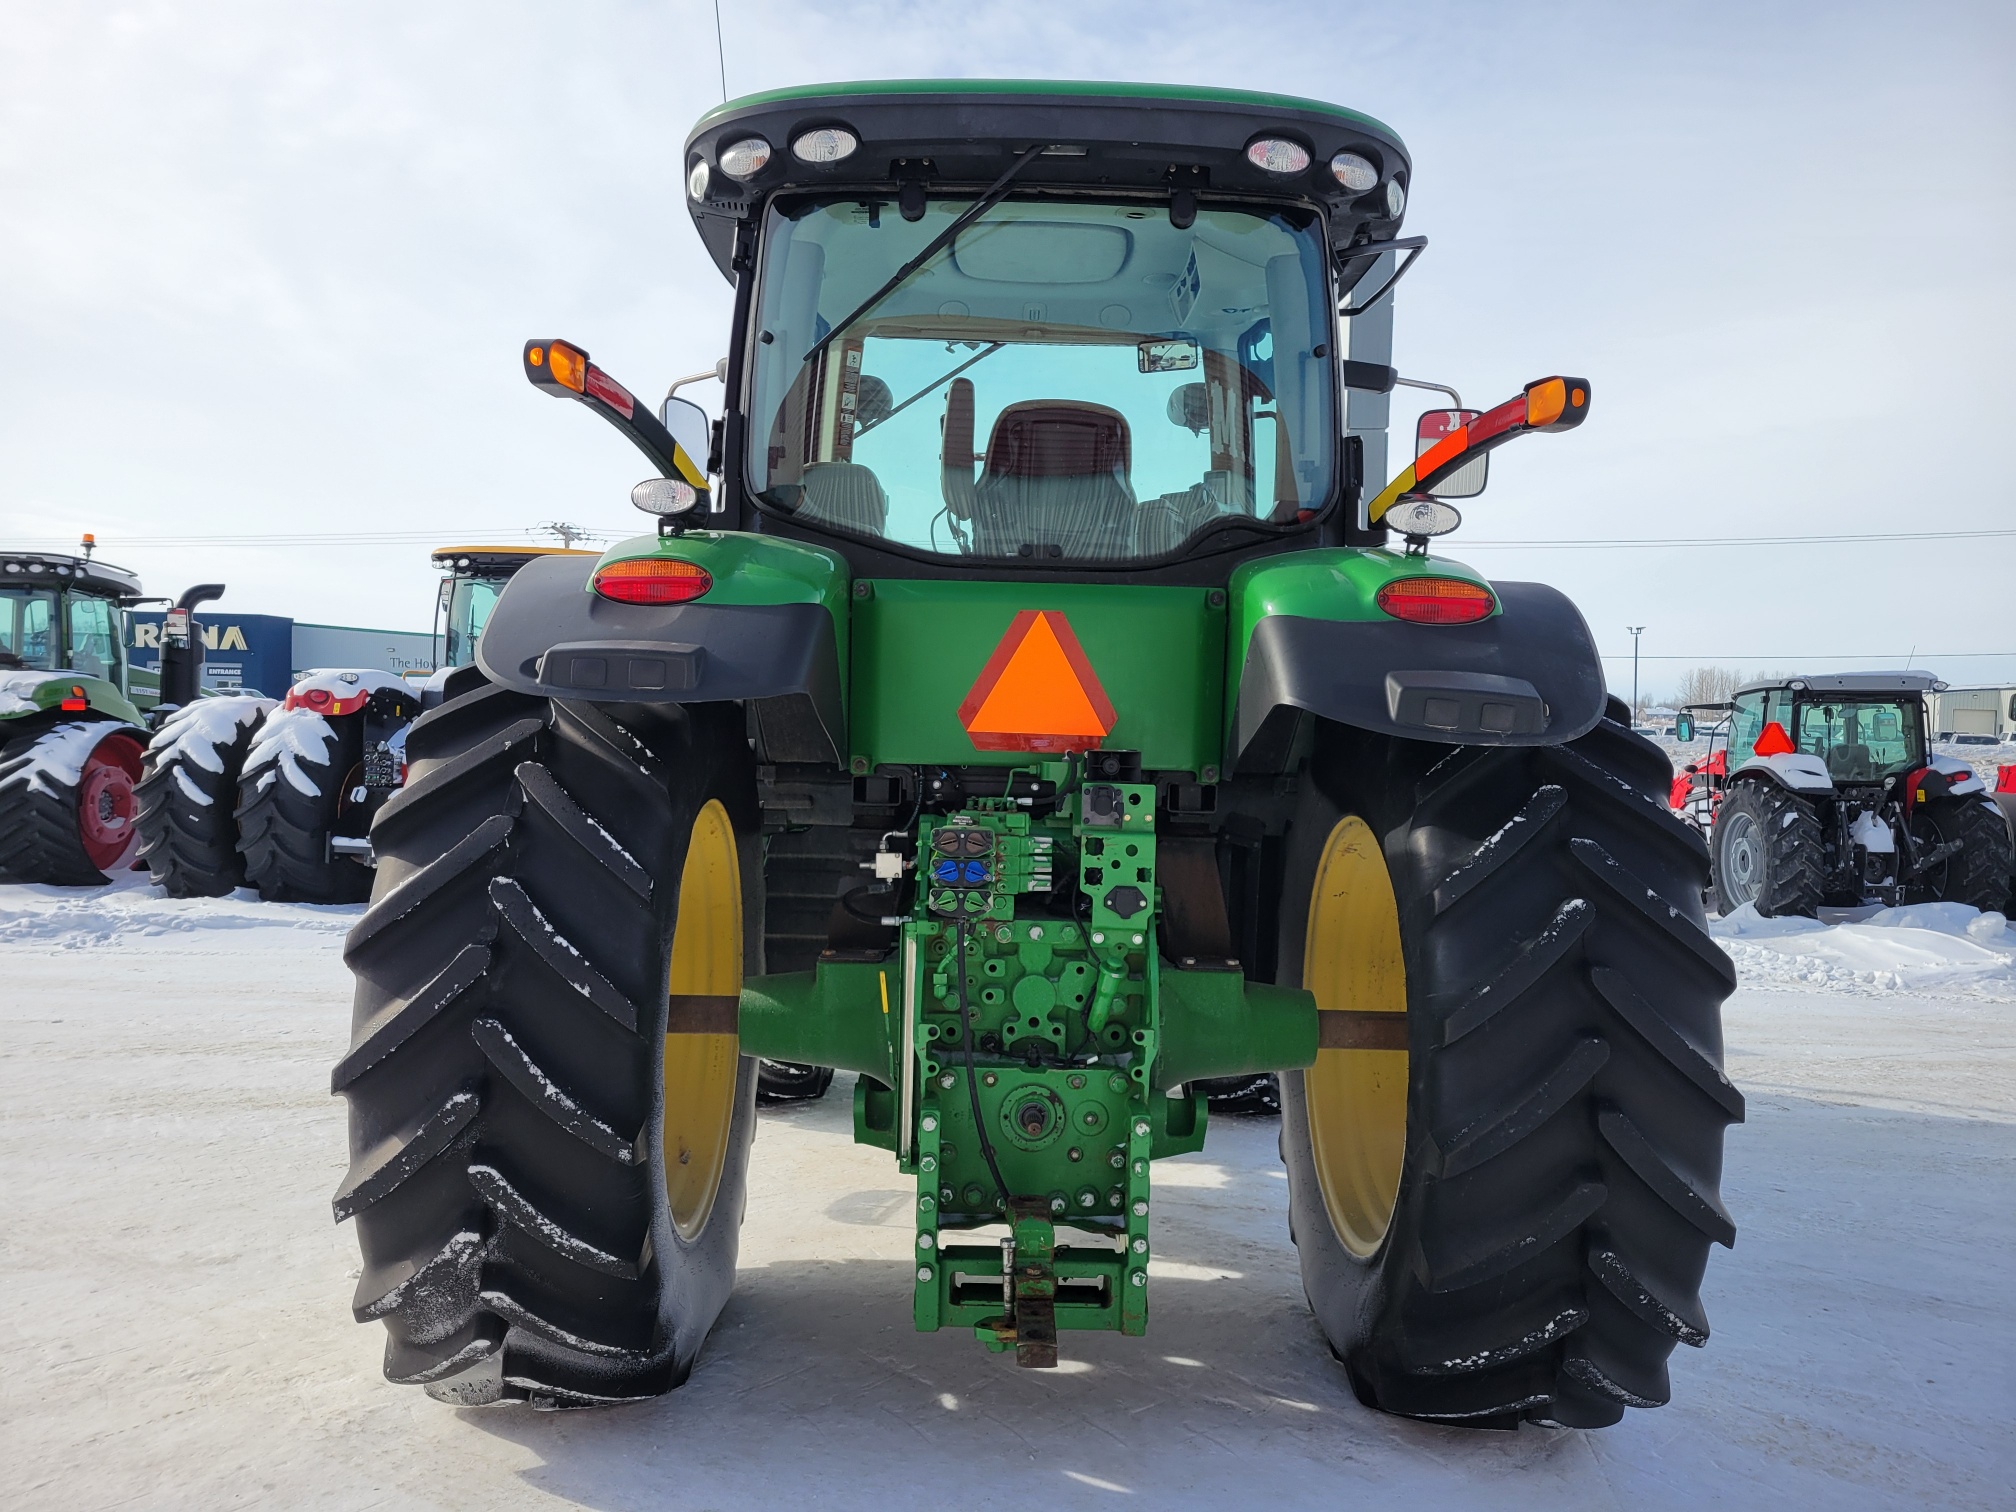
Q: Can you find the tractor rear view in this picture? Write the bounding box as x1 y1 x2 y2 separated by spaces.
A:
330 81 1743 1431
1673 673 2012 917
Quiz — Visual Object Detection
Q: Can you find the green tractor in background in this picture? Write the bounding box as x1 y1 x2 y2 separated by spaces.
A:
0 542 223 885
334 82 1740 1429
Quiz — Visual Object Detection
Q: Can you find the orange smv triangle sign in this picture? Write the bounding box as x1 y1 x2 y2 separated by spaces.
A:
957 610 1118 753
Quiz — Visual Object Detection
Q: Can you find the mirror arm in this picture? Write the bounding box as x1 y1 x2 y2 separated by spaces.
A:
1393 375 1463 409
1337 236 1428 316
663 358 728 404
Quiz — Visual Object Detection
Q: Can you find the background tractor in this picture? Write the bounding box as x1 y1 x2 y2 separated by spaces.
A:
331 81 1740 1431
136 545 586 901
1672 672 2011 917
0 541 228 885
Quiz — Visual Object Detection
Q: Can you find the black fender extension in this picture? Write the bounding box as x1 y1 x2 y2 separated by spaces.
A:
475 555 846 765
1232 580 1607 771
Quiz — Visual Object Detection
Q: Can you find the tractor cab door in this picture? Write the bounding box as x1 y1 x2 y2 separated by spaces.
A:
64 592 125 689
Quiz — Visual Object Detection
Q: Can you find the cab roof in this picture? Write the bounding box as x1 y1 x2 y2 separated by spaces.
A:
1 551 143 602
684 79 1410 282
1735 671 1947 697
430 545 595 572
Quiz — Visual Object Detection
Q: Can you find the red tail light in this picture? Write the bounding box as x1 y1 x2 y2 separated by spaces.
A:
593 558 713 605
61 684 87 711
1375 576 1496 625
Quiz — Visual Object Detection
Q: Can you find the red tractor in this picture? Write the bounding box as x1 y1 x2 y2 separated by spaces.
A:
1671 673 2011 917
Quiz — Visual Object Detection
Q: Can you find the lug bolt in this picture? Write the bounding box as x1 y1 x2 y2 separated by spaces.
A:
1050 1196 1066 1214
920 1155 937 1173
1029 925 1044 940
1109 1151 1125 1168
939 1073 955 1090
1078 1189 1098 1208
921 1116 938 1133
920 1195 935 1211
1132 1200 1148 1217
1068 1074 1086 1090
1108 1189 1123 1207
1092 931 1106 944
940 1187 954 1203
1067 1147 1083 1162
1133 1159 1147 1176
983 1072 998 1087
1129 1270 1146 1288
1133 1120 1151 1138
1131 1237 1148 1254
1131 934 1143 946
917 1266 934 1282
918 1233 935 1250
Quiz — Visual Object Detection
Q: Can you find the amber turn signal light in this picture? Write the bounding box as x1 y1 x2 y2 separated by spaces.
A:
1375 576 1496 625
592 558 713 605
1524 376 1590 431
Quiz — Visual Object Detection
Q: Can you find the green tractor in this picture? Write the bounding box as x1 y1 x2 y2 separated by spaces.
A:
0 543 219 885
334 82 1740 1429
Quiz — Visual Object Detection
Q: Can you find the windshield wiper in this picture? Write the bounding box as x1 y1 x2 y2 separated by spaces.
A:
801 144 1047 369
855 342 1005 439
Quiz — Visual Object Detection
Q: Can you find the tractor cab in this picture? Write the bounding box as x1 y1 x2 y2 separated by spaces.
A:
1729 677 1929 790
0 547 141 692
429 546 594 670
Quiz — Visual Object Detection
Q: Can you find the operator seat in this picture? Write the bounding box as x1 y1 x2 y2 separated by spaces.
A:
1826 742 1874 781
796 461 888 537
968 401 1137 560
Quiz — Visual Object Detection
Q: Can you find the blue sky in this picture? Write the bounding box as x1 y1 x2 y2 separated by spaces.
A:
3 1 2011 697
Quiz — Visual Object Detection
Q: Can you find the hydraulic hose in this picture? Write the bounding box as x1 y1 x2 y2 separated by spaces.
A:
954 916 1012 1211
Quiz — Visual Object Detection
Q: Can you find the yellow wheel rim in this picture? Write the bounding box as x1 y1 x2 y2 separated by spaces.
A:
662 798 741 1242
1303 815 1409 1258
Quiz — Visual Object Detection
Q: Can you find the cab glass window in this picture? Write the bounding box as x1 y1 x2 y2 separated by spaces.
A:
1793 698 1923 782
746 196 1336 562
1 590 58 669
65 594 121 681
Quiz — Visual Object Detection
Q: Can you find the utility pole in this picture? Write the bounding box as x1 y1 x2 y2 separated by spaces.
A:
1628 626 1645 727
536 521 595 549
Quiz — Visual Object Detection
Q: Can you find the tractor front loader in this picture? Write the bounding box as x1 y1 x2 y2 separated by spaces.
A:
332 82 1741 1430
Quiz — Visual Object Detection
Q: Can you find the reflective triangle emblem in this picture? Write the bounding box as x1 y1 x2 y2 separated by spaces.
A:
957 610 1118 753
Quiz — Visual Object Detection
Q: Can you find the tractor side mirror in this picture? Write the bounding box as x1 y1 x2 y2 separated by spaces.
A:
1417 410 1487 499
661 396 712 476
1675 713 1695 742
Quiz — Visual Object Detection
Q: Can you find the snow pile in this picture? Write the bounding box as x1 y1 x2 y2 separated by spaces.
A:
147 695 277 807
1713 901 2016 997
242 706 336 797
0 872 359 948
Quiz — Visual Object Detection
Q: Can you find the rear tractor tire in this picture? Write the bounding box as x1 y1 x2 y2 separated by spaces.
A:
1908 796 2014 914
1277 712 1743 1429
236 707 373 903
134 697 274 897
0 721 147 886
333 682 761 1405
1711 779 1824 918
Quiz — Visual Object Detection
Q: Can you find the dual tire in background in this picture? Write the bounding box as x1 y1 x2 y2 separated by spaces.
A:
0 720 148 885
136 697 375 902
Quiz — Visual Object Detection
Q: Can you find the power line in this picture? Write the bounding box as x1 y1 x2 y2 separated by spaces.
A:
1458 528 2016 550
1599 651 2016 661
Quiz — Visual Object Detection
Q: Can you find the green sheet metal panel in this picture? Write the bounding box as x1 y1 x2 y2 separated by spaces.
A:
850 580 1225 776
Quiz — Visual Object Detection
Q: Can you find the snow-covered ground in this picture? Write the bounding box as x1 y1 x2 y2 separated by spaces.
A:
5 877 2014 1510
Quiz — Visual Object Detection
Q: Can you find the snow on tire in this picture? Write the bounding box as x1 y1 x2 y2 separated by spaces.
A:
135 696 275 897
0 721 147 886
236 705 372 903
